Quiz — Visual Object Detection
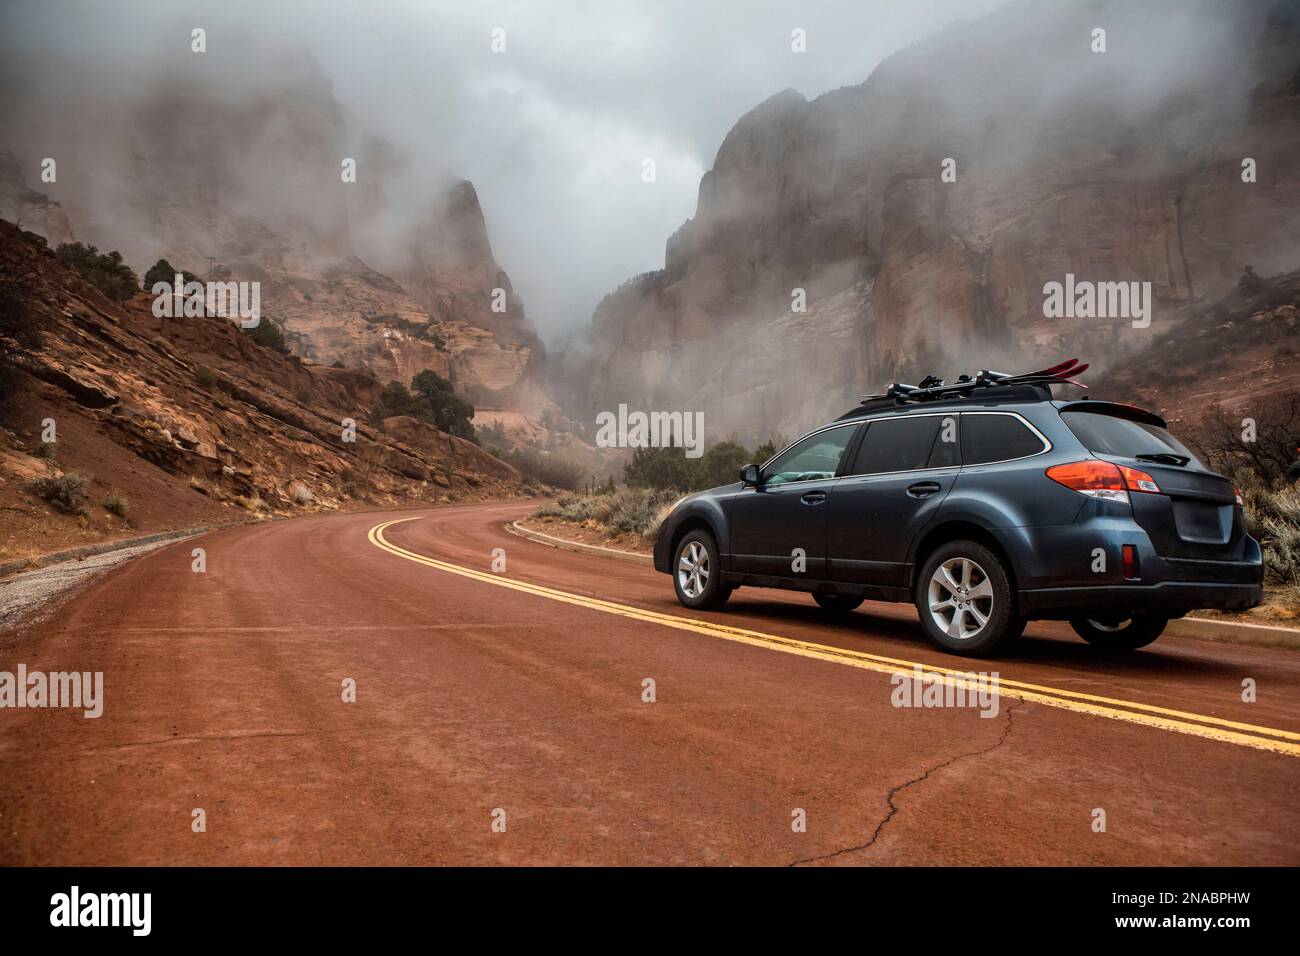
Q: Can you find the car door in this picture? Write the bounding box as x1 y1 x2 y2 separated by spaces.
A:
826 413 960 587
727 422 861 578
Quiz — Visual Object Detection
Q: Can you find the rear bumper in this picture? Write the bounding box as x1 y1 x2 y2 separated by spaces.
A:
997 513 1264 619
1019 581 1263 619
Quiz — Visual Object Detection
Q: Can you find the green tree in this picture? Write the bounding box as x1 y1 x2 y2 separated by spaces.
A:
375 381 424 420
411 369 476 440
623 446 699 491
54 243 138 302
696 440 752 489
752 440 778 465
624 438 782 491
244 318 289 355
142 258 198 291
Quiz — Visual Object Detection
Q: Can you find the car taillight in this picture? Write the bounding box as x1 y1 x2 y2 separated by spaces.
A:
1117 465 1160 494
1045 461 1128 501
1046 460 1162 501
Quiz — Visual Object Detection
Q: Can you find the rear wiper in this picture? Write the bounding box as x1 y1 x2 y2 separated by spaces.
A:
1135 452 1190 466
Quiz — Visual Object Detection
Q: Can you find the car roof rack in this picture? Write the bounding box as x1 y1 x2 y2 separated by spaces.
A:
838 358 1089 419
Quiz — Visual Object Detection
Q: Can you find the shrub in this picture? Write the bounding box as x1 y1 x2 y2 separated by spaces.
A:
337 466 360 499
624 438 781 492
20 229 48 251
288 482 314 506
537 487 678 540
103 490 130 521
54 243 138 302
30 471 90 515
1243 484 1300 588
195 366 219 389
235 492 266 512
604 488 677 536
624 446 696 491
244 318 290 355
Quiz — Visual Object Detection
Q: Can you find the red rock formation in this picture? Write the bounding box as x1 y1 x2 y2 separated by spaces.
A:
0 218 530 562
1 58 541 406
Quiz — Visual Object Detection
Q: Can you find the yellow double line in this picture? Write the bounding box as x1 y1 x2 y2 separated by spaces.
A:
369 518 1300 757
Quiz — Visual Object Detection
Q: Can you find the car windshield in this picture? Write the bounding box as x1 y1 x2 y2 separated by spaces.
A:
1061 409 1202 466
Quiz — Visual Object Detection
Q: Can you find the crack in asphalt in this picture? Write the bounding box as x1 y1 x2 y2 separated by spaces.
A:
788 701 1019 867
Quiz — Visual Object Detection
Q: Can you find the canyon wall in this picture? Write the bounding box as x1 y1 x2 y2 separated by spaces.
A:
586 0 1300 442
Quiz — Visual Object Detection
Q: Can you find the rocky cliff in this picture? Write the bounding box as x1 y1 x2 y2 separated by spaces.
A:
586 0 1300 442
0 219 531 563
0 56 543 409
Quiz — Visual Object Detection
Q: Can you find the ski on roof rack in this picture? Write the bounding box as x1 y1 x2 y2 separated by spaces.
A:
857 358 1089 406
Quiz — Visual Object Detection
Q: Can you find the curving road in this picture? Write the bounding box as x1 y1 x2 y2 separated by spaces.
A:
1 501 1298 865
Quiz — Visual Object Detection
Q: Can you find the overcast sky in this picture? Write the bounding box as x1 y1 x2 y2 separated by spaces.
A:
2 0 1006 342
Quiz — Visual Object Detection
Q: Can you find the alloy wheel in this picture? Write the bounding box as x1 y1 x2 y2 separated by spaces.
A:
927 556 994 641
677 541 709 598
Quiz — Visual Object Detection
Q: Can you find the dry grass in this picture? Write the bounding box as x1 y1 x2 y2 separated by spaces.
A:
103 489 130 522
30 470 90 516
537 487 679 542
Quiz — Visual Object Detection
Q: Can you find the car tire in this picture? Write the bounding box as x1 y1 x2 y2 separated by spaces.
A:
1069 614 1167 651
813 593 863 613
672 529 732 610
914 541 1021 657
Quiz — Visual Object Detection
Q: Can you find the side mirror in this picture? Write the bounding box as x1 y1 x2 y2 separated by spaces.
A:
739 463 760 486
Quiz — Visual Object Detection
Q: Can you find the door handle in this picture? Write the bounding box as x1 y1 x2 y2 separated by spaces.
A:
907 481 942 498
800 491 828 505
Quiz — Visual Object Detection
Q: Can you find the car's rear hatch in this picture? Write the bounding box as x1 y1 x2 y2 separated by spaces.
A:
1058 403 1247 561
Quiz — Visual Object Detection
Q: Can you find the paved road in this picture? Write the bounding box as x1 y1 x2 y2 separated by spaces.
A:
2 501 1297 865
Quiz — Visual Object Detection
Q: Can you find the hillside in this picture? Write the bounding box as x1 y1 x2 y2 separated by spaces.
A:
0 219 532 564
0 55 547 412
1090 266 1300 420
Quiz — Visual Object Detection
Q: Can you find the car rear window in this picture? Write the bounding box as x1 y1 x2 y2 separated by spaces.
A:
1061 409 1200 463
960 414 1045 465
849 416 957 475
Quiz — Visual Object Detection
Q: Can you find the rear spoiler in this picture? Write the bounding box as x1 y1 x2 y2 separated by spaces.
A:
1058 400 1166 428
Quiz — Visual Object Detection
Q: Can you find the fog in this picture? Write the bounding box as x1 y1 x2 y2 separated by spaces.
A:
0 0 1005 342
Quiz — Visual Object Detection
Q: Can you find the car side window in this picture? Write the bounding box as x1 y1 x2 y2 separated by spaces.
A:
928 414 960 468
960 413 1045 465
848 416 957 476
762 425 857 486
